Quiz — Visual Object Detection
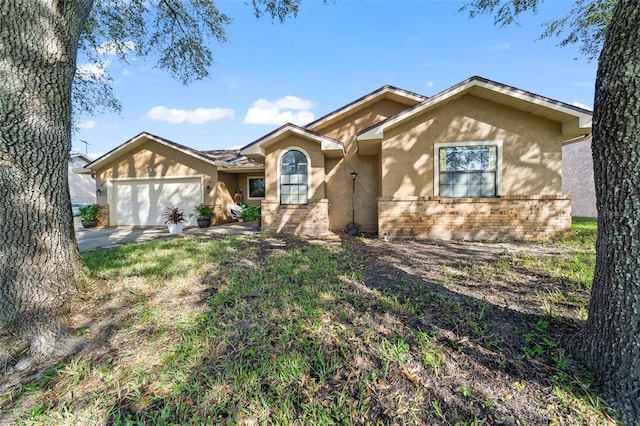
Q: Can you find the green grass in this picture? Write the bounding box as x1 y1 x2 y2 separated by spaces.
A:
571 216 598 233
0 218 617 425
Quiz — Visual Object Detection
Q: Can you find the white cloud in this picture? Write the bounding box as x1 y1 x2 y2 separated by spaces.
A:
489 42 513 51
77 61 108 79
243 96 315 125
425 81 434 89
96 40 136 55
76 120 95 129
145 106 235 124
572 101 592 111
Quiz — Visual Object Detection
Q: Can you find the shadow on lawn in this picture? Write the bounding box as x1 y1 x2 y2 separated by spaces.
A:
102 235 612 425
4 234 609 424
337 236 603 423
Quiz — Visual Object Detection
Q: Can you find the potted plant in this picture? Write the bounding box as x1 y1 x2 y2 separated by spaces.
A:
241 204 261 230
75 204 101 228
345 222 360 236
163 206 186 234
194 205 214 228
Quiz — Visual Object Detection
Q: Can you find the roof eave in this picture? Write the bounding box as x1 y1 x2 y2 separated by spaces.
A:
240 124 345 160
306 85 427 131
356 77 594 140
87 132 219 171
562 115 592 137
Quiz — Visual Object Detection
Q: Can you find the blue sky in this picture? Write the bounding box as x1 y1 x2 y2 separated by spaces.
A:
73 0 596 159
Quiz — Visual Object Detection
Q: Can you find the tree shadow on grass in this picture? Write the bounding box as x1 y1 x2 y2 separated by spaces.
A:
104 235 614 425
340 236 612 423
0 234 615 425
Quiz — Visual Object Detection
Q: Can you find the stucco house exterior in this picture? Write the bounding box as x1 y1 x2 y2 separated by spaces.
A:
87 133 263 227
241 76 592 240
87 76 592 240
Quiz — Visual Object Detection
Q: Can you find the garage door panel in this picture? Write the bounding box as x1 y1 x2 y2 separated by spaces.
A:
113 178 202 226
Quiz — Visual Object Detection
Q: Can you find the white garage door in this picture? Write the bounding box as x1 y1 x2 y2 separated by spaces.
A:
113 178 202 226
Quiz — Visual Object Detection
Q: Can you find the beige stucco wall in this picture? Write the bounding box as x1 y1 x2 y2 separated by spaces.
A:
93 139 237 222
258 98 417 234
263 136 326 201
95 140 217 197
319 98 414 232
380 94 564 198
230 172 265 206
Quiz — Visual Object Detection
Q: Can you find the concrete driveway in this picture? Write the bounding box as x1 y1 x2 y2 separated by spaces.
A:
75 224 258 252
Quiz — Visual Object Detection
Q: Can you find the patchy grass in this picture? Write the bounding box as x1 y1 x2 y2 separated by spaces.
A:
0 218 619 425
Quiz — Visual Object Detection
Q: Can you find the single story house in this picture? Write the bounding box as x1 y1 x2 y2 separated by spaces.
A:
87 76 592 239
86 133 264 227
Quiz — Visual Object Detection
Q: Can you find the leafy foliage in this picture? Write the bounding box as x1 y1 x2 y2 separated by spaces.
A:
75 204 101 221
241 204 261 221
539 0 614 59
163 206 186 224
73 0 304 116
461 0 614 60
194 205 214 220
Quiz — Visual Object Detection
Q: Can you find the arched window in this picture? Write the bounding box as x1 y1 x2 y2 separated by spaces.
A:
280 149 308 205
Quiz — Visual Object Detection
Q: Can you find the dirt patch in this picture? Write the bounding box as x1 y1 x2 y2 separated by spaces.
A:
336 236 603 424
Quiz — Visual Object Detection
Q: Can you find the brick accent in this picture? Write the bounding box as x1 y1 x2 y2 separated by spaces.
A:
98 204 110 226
261 199 331 237
378 195 571 241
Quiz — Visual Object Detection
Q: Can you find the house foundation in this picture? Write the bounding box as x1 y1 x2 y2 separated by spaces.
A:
261 199 331 237
378 195 571 241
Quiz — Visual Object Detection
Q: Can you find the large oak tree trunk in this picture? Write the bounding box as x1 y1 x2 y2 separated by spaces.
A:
580 0 640 422
0 0 93 369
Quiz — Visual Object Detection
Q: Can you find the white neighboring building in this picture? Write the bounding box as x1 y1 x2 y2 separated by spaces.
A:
562 138 597 217
69 152 96 204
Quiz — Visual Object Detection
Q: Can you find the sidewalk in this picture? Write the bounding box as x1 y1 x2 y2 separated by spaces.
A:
75 223 259 252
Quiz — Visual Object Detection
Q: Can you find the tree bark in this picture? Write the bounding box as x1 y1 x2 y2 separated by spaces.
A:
580 0 640 422
0 0 93 369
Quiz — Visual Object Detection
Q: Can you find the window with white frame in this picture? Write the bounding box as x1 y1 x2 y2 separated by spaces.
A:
247 177 265 199
280 149 308 205
435 142 500 197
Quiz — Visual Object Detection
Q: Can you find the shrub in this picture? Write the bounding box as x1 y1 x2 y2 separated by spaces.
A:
163 206 186 224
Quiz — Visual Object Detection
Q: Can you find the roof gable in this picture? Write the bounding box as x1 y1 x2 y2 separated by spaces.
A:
358 76 592 141
240 123 345 161
86 132 261 172
306 85 426 133
87 132 224 171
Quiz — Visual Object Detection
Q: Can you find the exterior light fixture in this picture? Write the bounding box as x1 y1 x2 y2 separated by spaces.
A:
96 188 102 197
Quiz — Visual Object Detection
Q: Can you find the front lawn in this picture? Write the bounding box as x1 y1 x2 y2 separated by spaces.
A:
1 217 619 424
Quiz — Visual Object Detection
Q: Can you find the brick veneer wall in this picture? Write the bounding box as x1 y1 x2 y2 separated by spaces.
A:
378 195 571 241
98 204 110 226
261 199 331 237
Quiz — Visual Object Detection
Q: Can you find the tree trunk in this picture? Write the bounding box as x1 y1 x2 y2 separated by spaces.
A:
0 0 93 369
580 0 640 422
